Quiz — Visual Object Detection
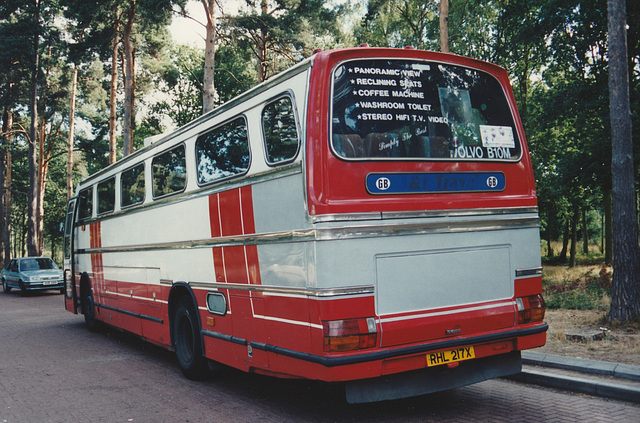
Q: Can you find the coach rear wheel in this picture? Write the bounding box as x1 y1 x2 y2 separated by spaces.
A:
173 296 209 380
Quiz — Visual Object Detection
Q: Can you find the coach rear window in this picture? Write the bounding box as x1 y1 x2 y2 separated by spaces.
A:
331 59 521 162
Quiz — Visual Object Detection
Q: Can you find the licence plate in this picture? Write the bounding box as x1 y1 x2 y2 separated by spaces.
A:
43 280 58 285
426 346 475 367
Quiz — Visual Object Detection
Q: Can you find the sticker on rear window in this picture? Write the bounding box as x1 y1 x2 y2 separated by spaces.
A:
480 125 516 148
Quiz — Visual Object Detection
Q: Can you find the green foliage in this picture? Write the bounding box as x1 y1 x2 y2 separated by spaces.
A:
42 152 69 261
522 0 614 260
229 0 342 80
543 265 611 310
356 0 439 50
147 44 204 128
545 285 609 310
147 41 260 130
545 279 610 310
214 45 259 104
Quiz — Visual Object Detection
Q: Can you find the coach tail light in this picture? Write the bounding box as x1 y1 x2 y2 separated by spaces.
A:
516 294 546 324
323 317 377 352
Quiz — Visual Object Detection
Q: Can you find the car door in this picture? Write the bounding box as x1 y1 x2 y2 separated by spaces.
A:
6 260 19 287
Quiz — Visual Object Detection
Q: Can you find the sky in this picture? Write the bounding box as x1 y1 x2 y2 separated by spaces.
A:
169 0 243 46
169 0 352 46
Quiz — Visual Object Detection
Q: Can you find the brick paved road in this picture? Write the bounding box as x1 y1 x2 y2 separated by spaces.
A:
1 291 639 423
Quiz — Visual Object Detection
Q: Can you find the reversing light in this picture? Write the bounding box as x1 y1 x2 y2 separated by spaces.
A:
516 294 546 324
323 317 377 352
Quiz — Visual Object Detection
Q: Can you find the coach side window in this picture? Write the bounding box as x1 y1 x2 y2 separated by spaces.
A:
262 96 300 165
97 177 116 215
78 187 93 221
152 144 187 198
121 163 145 207
195 117 250 185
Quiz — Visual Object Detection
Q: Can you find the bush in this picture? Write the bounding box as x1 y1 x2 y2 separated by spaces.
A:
543 265 611 311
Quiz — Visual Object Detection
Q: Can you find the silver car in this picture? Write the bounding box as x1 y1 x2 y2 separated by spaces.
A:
2 257 64 296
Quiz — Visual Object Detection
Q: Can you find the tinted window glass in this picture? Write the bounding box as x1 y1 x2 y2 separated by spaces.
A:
78 187 93 221
196 117 250 185
64 199 76 259
152 145 187 198
20 258 57 271
97 177 115 214
262 97 299 164
331 59 521 161
121 164 145 207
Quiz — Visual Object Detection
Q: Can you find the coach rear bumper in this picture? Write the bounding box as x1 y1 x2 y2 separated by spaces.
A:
252 323 546 367
204 323 547 381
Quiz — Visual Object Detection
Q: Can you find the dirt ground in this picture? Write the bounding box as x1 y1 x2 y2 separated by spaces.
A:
536 309 640 366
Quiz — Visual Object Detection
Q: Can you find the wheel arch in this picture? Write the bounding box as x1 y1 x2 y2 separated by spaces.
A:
168 282 204 354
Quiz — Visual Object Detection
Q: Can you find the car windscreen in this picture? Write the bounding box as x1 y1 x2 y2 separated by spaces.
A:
331 59 521 161
20 258 57 271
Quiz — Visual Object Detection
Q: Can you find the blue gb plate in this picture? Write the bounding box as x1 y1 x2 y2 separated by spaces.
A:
366 172 505 195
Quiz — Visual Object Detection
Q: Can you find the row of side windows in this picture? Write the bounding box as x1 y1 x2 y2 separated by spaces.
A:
77 95 299 221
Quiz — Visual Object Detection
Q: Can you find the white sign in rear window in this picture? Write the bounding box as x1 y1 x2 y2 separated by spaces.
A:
480 125 516 148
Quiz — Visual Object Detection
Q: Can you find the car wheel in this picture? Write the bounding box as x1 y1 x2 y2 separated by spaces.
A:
19 280 27 297
173 296 209 380
2 278 10 293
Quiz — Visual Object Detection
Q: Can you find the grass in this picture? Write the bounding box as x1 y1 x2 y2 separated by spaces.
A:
542 264 611 311
539 309 640 365
538 248 640 365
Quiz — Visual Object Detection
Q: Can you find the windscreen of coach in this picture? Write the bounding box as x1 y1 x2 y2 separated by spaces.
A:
331 59 521 161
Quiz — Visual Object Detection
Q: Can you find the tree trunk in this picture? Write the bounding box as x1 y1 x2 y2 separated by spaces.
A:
582 207 588 254
20 211 26 257
600 207 604 253
109 11 120 164
122 0 136 157
67 65 77 200
202 0 217 114
27 0 41 257
258 0 268 82
439 0 449 53
569 209 578 268
560 218 569 261
2 108 11 265
604 185 613 264
36 117 46 255
607 0 640 322
0 108 10 265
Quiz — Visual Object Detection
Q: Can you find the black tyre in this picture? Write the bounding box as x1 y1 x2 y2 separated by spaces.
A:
81 281 100 332
2 279 10 293
19 281 27 297
173 296 208 380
